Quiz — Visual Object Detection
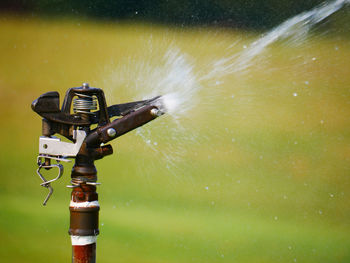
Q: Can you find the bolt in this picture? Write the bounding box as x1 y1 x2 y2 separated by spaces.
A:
107 128 117 138
150 108 162 117
82 82 89 89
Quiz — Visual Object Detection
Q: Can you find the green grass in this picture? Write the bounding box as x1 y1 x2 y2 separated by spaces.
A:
0 15 350 262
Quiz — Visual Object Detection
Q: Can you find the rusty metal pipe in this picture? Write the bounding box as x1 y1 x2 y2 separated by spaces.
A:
69 165 99 263
72 243 96 263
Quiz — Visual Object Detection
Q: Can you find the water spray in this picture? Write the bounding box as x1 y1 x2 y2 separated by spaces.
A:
31 83 164 262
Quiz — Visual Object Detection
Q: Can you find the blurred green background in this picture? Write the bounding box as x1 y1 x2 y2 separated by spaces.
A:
1 1 350 263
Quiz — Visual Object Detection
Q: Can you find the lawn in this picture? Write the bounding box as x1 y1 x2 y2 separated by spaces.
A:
0 16 349 262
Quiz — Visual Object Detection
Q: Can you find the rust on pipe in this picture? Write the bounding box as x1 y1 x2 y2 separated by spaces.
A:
69 186 99 236
72 243 96 263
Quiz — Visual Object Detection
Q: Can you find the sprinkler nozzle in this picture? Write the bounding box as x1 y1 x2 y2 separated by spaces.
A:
150 108 163 117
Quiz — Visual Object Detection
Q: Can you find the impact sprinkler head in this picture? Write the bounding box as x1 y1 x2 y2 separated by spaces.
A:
31 83 164 262
31 83 164 205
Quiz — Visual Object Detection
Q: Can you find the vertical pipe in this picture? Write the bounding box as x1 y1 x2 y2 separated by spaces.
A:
72 244 96 263
69 164 99 263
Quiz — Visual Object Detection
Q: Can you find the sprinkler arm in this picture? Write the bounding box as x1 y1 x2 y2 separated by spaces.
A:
85 95 163 147
76 104 163 162
86 104 162 147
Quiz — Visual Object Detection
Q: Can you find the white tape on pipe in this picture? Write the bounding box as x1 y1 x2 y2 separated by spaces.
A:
71 235 97 246
69 200 100 208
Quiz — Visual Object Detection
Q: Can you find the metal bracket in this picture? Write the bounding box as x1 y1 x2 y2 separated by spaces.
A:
39 130 86 157
36 157 64 205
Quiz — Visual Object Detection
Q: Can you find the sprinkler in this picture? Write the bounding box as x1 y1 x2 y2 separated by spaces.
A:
31 83 163 262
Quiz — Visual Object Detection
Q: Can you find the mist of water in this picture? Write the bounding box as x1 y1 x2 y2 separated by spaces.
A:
139 48 202 120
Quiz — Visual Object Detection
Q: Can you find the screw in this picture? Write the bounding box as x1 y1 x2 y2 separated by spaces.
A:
107 128 117 138
82 82 89 89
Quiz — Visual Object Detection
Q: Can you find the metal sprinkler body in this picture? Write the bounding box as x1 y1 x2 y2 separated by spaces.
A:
31 83 163 263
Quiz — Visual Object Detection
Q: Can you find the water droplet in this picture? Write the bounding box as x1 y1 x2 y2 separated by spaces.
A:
221 254 224 258
153 142 158 146
294 258 297 262
205 186 209 190
283 195 288 199
259 155 263 159
293 92 298 97
231 94 235 99
243 45 247 49
231 138 236 142
320 120 324 124
288 246 292 250
274 216 278 220
312 57 316 61
304 81 309 85
329 193 334 198
294 141 298 145
211 201 215 205
101 222 104 226
135 11 138 14
318 210 323 215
